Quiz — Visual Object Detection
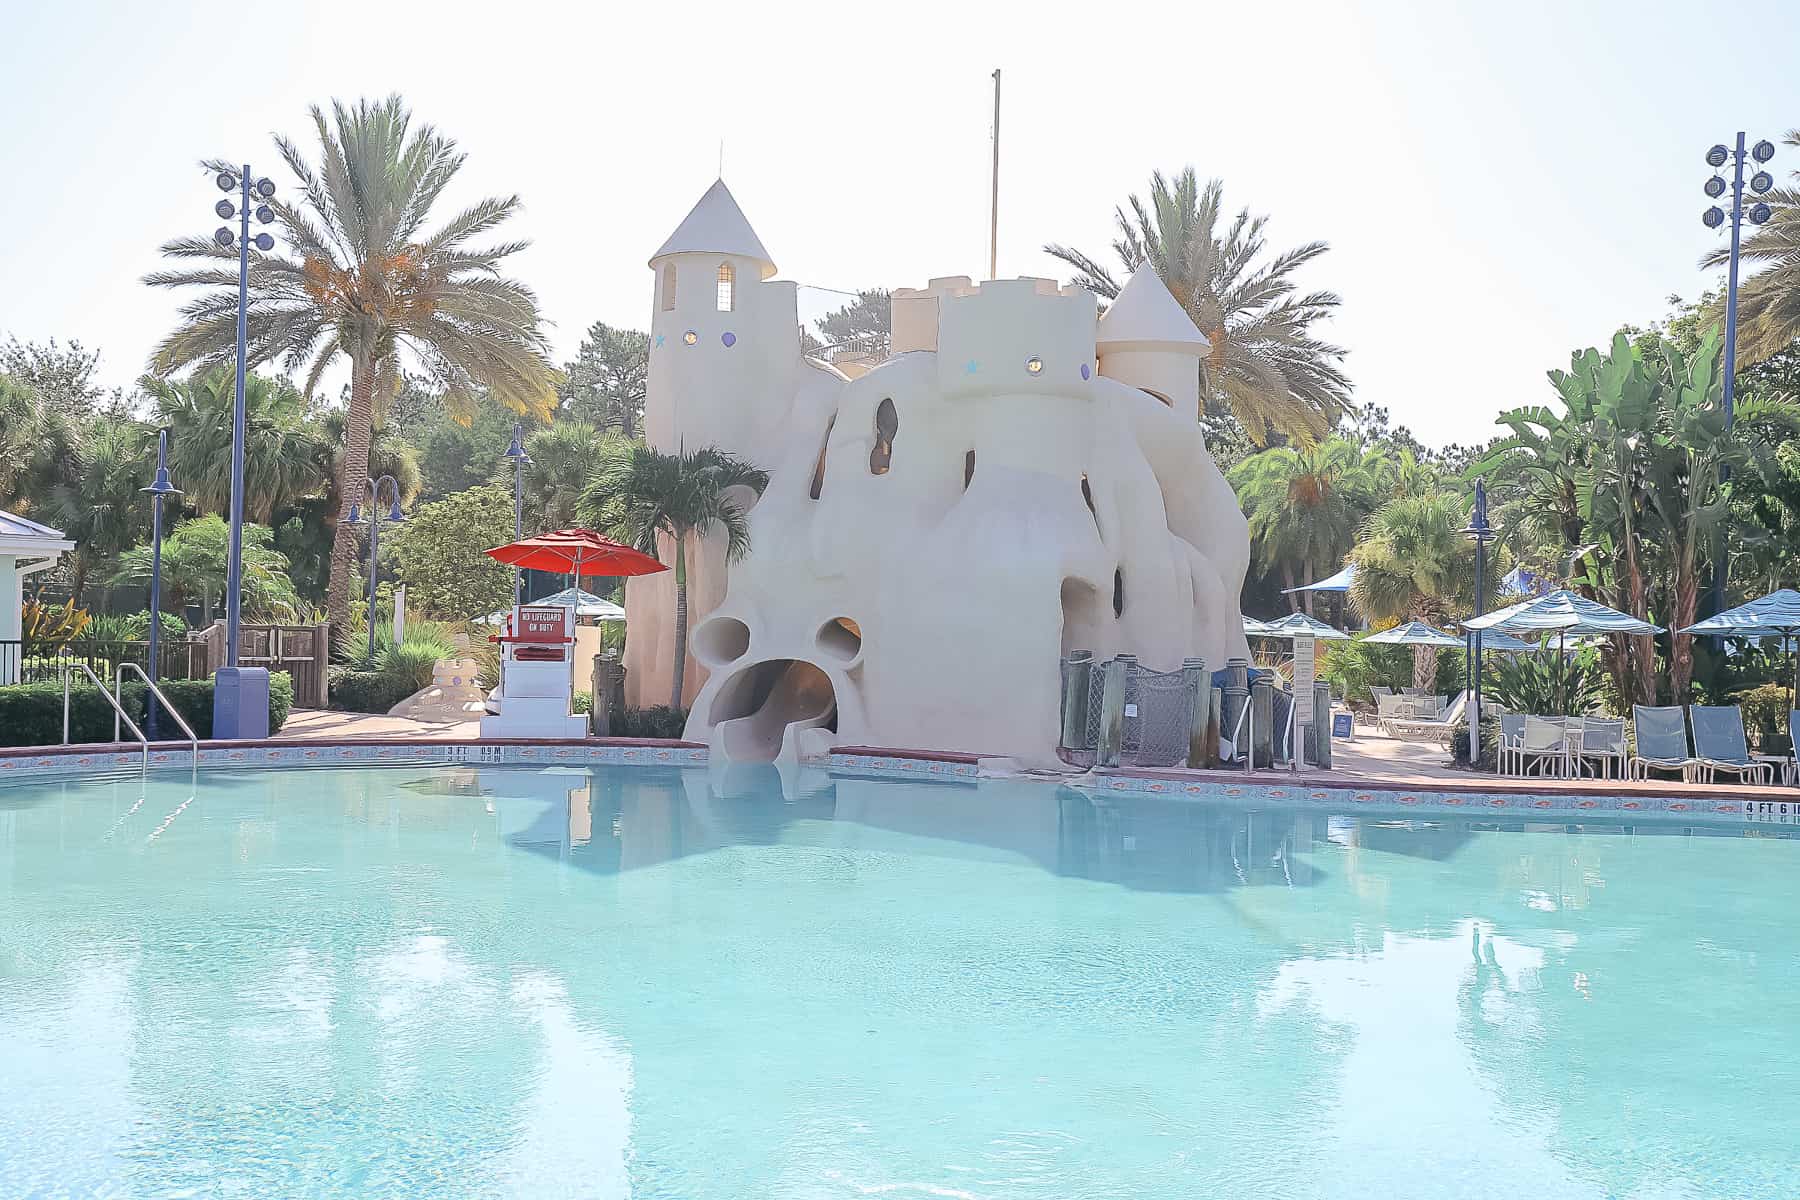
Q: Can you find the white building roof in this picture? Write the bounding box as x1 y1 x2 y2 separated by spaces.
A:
649 179 777 279
1096 264 1210 354
0 510 75 557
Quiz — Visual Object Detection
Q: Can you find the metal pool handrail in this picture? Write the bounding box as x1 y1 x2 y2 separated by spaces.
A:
1231 698 1254 775
116 663 199 770
63 663 148 769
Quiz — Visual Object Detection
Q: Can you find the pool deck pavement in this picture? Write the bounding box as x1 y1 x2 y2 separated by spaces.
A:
2 710 1794 803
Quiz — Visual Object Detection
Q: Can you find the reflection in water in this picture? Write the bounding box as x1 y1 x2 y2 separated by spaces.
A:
2 764 1799 1199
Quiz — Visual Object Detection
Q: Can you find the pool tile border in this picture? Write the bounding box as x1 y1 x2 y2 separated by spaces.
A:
821 751 981 780
0 739 708 780
1078 770 1769 823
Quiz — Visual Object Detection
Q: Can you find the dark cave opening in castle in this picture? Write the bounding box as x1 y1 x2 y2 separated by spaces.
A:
708 658 839 763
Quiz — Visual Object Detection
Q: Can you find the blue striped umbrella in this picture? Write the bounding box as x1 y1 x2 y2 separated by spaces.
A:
1681 588 1800 697
1359 620 1464 647
1464 589 1663 636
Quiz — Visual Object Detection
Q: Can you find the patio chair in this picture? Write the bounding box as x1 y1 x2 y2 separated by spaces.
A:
1571 717 1626 779
1786 712 1800 788
1370 685 1394 704
1520 715 1570 777
1497 714 1524 774
1629 706 1698 782
1385 691 1467 745
1374 693 1406 734
1689 706 1776 786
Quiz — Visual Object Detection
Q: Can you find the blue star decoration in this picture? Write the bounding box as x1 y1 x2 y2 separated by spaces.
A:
964 359 980 375
654 334 666 348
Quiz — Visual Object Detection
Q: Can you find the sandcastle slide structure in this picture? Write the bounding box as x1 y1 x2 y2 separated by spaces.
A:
622 181 1251 768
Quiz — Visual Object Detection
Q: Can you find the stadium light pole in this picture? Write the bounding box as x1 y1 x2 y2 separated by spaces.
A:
208 165 278 738
1701 135 1776 624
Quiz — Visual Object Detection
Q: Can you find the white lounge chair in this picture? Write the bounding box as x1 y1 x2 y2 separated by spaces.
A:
1501 715 1569 777
1385 691 1468 744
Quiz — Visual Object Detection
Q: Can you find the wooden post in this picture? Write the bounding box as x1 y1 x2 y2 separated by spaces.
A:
1250 675 1275 768
1182 656 1208 767
1207 687 1223 766
1097 655 1128 768
1312 681 1334 770
1060 650 1093 751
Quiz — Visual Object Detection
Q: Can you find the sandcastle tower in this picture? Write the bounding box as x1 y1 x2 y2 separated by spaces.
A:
625 180 808 709
1094 263 1210 414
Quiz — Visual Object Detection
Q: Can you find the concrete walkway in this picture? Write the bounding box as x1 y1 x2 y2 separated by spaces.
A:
281 708 481 740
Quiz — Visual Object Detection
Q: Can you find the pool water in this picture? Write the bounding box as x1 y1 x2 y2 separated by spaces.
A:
3 764 1798 1199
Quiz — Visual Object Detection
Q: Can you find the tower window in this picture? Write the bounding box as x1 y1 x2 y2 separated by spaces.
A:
661 264 676 312
716 262 735 311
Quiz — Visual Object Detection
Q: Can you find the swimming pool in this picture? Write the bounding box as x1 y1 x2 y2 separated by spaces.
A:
3 763 1797 1198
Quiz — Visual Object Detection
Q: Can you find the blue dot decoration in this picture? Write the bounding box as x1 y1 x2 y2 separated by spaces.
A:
1080 363 1091 381
722 331 736 347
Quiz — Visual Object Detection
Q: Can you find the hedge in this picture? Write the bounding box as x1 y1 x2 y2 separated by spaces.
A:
0 672 293 747
327 667 421 715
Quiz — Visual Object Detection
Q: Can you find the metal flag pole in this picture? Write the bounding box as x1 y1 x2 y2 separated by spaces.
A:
989 69 1001 280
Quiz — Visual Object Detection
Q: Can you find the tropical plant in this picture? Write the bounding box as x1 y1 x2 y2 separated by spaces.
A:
1229 437 1392 610
1479 328 1800 701
50 417 152 602
1347 492 1487 689
560 321 649 438
20 599 91 657
144 94 559 636
1699 129 1800 364
1481 647 1605 717
0 374 76 513
111 515 301 624
578 444 768 707
1046 167 1350 443
141 368 327 521
517 421 616 531
381 484 517 620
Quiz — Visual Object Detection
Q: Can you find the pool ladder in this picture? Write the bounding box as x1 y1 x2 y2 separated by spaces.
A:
60 663 199 771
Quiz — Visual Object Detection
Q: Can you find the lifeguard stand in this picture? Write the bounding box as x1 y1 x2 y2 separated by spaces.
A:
480 604 587 738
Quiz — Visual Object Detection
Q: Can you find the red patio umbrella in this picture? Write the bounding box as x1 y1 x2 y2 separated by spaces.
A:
484 528 667 580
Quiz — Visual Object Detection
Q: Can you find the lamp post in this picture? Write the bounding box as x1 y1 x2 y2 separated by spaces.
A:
141 428 181 741
503 423 531 606
208 164 277 738
1701 135 1776 625
1461 478 1496 761
348 475 406 662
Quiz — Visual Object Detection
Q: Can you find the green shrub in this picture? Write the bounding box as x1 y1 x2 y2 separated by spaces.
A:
0 672 291 747
1482 648 1605 716
328 667 423 715
1736 682 1792 754
376 640 446 694
86 612 189 643
607 705 690 739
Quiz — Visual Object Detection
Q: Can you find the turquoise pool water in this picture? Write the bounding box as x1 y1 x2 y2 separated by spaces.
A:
3 764 1798 1198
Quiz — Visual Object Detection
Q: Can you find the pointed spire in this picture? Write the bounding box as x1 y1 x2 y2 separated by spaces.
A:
649 179 776 279
1096 264 1209 354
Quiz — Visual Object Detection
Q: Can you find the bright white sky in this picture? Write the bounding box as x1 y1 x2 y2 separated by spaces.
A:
1 0 1792 448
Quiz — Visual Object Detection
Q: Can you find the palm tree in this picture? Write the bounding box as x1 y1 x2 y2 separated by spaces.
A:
1046 167 1350 444
113 515 301 625
1228 437 1391 611
144 95 558 636
517 420 615 531
0 374 77 516
141 368 327 522
1699 129 1800 364
1347 492 1482 689
577 444 768 707
52 417 152 603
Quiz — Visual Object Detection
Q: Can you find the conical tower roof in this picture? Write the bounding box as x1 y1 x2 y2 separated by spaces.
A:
1096 264 1209 354
649 179 776 279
